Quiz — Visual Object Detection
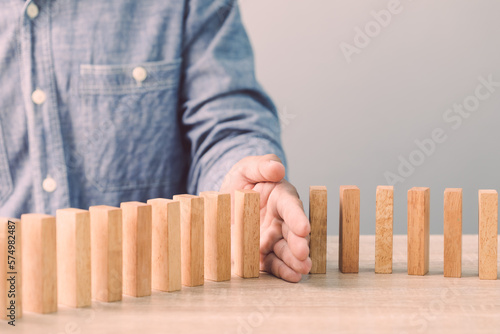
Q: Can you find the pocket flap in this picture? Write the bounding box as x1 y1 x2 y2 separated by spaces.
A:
79 59 181 95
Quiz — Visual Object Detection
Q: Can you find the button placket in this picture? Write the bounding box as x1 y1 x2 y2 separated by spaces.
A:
23 1 71 211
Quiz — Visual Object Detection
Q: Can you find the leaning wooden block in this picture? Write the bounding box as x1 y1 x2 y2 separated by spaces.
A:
21 214 57 314
478 190 498 280
407 187 430 276
375 186 393 274
234 190 260 278
309 186 327 274
121 202 152 297
173 194 205 287
339 185 360 273
444 188 462 278
89 205 123 302
200 192 231 282
1 218 22 320
147 198 181 292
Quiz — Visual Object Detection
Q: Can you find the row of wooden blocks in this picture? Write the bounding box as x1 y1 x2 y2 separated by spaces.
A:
308 186 498 280
0 190 260 319
2 185 498 320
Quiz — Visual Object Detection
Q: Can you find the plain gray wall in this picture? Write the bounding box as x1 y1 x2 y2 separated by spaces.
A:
239 0 500 235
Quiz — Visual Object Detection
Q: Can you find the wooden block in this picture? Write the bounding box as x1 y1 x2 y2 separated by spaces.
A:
147 198 181 292
200 191 231 282
309 186 327 274
173 195 204 287
89 205 122 302
1 218 22 321
444 188 462 278
121 202 152 297
21 214 57 314
339 185 360 273
234 189 260 278
375 186 393 274
407 187 430 276
56 208 91 308
478 190 498 280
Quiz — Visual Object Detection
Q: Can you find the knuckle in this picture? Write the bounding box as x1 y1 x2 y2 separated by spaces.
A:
295 198 304 208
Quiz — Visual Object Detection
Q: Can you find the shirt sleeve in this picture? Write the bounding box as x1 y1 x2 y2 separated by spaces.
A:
180 0 286 194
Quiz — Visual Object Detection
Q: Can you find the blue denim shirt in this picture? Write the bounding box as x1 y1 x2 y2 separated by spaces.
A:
0 0 285 217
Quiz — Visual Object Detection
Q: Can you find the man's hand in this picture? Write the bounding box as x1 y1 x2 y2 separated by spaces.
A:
220 154 311 282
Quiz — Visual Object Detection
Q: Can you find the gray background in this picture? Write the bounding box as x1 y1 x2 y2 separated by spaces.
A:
239 0 500 235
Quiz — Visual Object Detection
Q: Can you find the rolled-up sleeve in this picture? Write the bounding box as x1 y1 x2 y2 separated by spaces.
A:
180 0 286 194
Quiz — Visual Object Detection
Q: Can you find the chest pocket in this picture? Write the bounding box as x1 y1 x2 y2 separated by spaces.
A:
79 59 183 192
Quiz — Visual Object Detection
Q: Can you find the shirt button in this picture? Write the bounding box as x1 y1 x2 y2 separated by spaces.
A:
31 89 46 105
132 66 148 82
26 3 39 19
42 176 57 193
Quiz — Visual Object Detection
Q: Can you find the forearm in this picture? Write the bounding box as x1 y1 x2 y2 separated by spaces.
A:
180 0 286 194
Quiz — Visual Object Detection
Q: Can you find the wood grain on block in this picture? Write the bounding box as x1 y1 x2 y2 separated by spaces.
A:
173 195 205 287
147 198 181 292
200 192 231 282
121 202 152 297
444 188 462 278
234 190 260 278
1 218 22 320
21 214 57 314
339 186 360 273
375 186 393 274
56 208 91 308
309 186 327 274
89 205 122 302
478 190 498 280
407 187 430 276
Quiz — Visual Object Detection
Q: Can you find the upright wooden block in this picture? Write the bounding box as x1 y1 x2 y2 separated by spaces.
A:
444 188 462 278
121 202 152 297
56 208 91 308
1 218 22 321
234 190 260 278
147 198 181 292
478 190 498 280
21 214 57 314
339 186 360 273
309 186 327 274
89 205 122 302
200 192 231 282
173 195 204 287
375 186 393 274
407 187 430 276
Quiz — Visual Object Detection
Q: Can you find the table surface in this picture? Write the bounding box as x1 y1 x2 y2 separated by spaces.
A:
4 235 500 334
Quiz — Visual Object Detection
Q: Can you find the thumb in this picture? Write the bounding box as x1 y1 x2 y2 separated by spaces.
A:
235 154 286 184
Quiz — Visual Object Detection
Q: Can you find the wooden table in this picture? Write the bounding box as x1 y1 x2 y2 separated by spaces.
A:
5 235 500 333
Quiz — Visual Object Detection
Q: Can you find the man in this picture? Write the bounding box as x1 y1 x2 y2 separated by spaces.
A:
0 0 311 282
